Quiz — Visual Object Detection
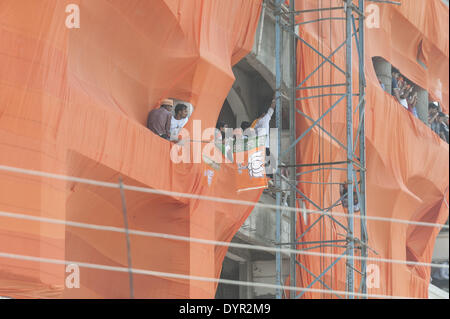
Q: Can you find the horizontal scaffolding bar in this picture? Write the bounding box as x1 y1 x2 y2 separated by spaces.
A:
296 181 346 185
300 244 349 251
368 0 401 5
296 93 346 101
296 17 345 26
277 240 347 246
290 6 344 15
296 167 347 177
281 161 348 168
297 83 346 91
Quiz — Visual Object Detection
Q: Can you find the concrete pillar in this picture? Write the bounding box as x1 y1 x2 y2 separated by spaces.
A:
416 88 429 126
372 57 391 94
238 261 254 299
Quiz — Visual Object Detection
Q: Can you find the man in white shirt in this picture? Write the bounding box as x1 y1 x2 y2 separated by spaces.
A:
254 98 276 148
399 97 409 109
170 103 189 141
253 98 276 178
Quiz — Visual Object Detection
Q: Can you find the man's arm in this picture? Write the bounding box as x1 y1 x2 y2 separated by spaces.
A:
391 77 402 102
165 112 172 137
259 98 276 125
408 94 417 108
393 89 402 102
429 112 438 124
147 110 153 130
270 97 276 110
261 107 274 124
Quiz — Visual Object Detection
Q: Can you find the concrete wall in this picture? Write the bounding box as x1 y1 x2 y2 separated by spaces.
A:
248 0 292 92
252 260 290 298
238 193 291 247
372 57 391 94
416 88 429 125
433 230 449 262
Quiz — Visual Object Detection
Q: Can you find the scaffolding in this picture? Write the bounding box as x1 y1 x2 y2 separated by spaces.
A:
274 0 368 299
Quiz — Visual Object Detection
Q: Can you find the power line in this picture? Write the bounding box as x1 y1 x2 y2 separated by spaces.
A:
0 164 448 230
0 210 447 269
0 251 418 299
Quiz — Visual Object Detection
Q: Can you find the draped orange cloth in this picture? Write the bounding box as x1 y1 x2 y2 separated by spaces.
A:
0 0 448 299
0 0 263 298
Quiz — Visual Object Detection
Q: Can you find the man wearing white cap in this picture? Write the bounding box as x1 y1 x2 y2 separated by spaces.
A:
147 99 173 140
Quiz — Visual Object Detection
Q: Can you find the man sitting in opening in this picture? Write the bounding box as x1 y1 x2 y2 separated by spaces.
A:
240 121 251 134
406 88 418 118
438 112 449 143
240 121 255 142
147 99 173 140
214 121 233 160
170 103 190 141
215 121 228 142
398 79 412 110
429 102 440 134
391 69 402 103
340 183 360 213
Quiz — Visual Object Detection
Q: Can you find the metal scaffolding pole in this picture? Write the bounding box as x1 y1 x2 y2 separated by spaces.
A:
274 0 369 299
344 0 355 298
274 0 282 300
358 0 368 297
288 0 297 299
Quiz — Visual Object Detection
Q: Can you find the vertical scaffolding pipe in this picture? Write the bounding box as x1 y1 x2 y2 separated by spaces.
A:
344 0 355 299
358 0 368 298
289 0 297 299
256 0 266 56
275 0 283 300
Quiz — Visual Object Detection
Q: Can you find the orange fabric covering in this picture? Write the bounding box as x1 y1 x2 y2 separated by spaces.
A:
0 0 263 298
292 0 449 298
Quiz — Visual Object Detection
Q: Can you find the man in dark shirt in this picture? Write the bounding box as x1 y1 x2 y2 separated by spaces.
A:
339 183 360 212
391 70 402 103
429 103 440 134
147 99 173 140
438 112 449 143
